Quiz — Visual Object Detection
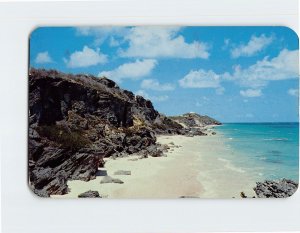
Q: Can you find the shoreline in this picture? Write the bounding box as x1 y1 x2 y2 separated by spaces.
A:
52 132 257 199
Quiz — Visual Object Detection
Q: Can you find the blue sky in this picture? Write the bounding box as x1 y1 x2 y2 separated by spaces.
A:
30 26 299 122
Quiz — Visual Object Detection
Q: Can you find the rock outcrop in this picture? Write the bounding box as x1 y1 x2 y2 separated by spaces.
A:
169 112 221 136
254 179 298 198
28 69 183 196
28 68 220 197
170 112 221 128
100 176 124 184
78 190 101 198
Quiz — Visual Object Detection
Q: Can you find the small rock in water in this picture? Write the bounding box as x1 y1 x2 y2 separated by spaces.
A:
114 170 131 175
78 190 101 198
100 176 124 184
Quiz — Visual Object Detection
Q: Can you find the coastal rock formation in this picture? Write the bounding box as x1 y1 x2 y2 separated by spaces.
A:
28 69 220 197
28 69 161 196
169 112 221 136
254 179 298 198
78 190 101 198
170 112 221 128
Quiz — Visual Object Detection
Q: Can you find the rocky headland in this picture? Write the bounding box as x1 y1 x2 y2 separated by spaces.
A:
28 68 219 197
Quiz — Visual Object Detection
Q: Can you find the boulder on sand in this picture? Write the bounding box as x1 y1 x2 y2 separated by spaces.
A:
78 190 101 198
100 176 124 184
114 170 131 175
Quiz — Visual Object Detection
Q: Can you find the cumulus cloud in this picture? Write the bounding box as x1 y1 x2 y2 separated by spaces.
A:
119 27 210 59
64 46 107 68
35 51 53 64
178 69 221 88
240 89 262 97
76 27 128 45
98 59 157 83
76 26 210 59
231 34 274 58
223 49 299 88
178 49 298 97
135 90 169 102
141 79 175 91
288 88 299 97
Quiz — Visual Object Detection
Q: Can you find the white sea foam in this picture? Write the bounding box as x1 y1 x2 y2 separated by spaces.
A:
218 157 245 173
263 138 288 141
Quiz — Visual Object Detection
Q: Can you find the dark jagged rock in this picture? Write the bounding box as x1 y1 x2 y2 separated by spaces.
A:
28 69 164 196
28 68 221 197
254 179 298 198
78 190 101 198
153 115 186 135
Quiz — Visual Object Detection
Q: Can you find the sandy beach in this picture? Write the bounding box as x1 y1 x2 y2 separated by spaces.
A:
52 131 257 199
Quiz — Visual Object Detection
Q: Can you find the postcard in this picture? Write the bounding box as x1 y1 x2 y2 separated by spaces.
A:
28 26 299 198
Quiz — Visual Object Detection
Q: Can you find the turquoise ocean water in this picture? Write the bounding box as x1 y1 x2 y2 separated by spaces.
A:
214 123 299 182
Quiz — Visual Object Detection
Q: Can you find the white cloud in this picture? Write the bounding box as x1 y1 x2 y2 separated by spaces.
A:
35 51 52 64
76 26 210 58
76 27 128 45
119 27 209 59
179 49 298 97
222 38 230 50
76 27 127 36
223 49 299 88
240 89 262 97
231 34 274 58
179 69 221 88
64 46 107 68
141 79 175 91
135 90 169 102
109 37 121 47
98 59 157 83
288 88 299 97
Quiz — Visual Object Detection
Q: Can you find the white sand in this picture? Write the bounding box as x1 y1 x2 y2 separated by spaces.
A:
52 133 257 199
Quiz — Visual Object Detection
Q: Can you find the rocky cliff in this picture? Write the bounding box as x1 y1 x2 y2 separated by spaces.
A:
28 69 220 197
170 112 221 128
28 69 190 196
169 112 221 136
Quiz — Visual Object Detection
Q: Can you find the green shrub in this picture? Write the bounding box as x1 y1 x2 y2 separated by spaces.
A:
37 125 91 150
